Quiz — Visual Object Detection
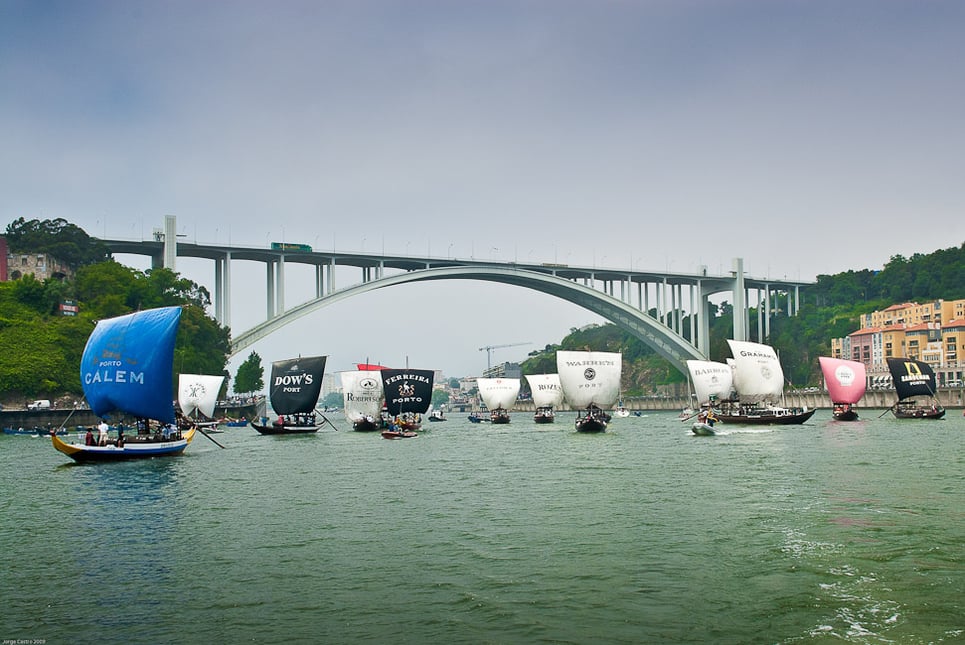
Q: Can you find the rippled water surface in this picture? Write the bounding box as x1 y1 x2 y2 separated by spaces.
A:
2 411 963 644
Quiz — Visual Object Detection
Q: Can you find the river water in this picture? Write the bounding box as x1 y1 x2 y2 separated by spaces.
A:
2 411 962 644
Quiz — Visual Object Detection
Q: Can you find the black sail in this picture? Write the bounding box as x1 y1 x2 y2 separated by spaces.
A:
380 369 435 416
886 357 937 400
268 356 327 415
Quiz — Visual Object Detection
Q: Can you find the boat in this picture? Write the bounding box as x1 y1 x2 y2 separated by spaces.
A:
379 368 434 438
340 370 384 432
557 350 622 432
178 373 225 430
885 357 945 419
51 306 198 462
251 356 328 434
685 359 733 435
476 377 520 424
525 373 563 424
818 357 866 421
613 399 631 418
467 411 489 423
4 426 69 436
713 340 816 425
428 409 447 422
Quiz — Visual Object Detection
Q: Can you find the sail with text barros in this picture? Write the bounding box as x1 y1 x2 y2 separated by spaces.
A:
525 374 563 409
268 356 327 415
340 370 384 422
476 378 521 411
556 351 622 409
726 340 784 403
178 374 225 419
685 360 734 405
818 357 866 405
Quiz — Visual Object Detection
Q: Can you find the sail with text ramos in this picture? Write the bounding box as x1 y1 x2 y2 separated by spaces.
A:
51 306 197 462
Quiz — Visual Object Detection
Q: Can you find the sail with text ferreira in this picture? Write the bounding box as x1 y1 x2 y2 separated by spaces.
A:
51 306 198 462
380 368 434 438
251 356 328 434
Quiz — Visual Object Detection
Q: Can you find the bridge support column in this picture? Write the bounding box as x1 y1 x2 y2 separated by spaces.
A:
315 264 324 299
764 285 771 341
266 261 276 318
731 257 747 342
276 256 285 314
214 252 232 326
162 215 177 271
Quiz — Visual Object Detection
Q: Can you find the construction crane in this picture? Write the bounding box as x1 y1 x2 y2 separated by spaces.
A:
479 342 532 370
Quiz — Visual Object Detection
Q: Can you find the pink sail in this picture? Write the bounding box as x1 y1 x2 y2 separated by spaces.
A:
818 357 867 405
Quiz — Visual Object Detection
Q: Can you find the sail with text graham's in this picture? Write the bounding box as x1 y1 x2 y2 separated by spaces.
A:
268 356 327 415
726 340 785 403
81 306 182 425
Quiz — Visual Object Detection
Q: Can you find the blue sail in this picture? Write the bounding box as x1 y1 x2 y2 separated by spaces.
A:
80 306 182 425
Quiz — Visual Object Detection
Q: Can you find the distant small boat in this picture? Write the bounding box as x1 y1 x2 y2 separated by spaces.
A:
428 409 447 422
381 428 418 439
613 400 630 418
251 356 328 434
691 421 716 436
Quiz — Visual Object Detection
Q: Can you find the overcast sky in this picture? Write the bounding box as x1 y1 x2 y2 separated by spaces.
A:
2 0 964 380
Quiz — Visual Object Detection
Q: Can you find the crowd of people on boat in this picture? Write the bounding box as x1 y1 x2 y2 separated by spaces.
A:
272 411 318 428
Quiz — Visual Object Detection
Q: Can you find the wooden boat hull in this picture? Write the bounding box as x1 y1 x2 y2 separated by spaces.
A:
352 419 380 432
251 422 320 435
891 407 945 419
381 430 418 439
575 417 608 433
52 428 196 462
533 414 555 424
715 408 816 425
832 410 860 421
490 413 511 424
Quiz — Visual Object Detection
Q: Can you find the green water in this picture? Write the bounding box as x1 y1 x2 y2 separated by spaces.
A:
2 412 962 644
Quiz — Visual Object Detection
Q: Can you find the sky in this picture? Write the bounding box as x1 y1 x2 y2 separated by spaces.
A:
2 0 964 381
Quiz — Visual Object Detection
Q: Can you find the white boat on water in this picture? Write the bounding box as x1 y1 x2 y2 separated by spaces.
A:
557 350 622 432
525 373 563 423
476 377 521 424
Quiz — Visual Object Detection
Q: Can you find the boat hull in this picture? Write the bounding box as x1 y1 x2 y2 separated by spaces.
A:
490 413 511 424
575 417 608 433
533 414 555 424
832 410 860 421
891 406 945 419
352 419 380 432
715 408 816 425
52 428 195 462
251 422 321 435
381 430 418 439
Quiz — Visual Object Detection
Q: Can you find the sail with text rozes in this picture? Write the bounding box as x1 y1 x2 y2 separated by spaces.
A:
685 360 734 405
556 351 622 408
178 374 225 419
726 340 785 403
525 374 563 408
340 370 384 422
818 357 866 405
81 306 182 425
268 356 327 415
380 369 435 416
477 378 521 411
886 357 937 400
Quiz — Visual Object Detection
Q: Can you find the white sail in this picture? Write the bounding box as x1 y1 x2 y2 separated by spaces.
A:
178 374 225 419
685 360 734 405
476 378 521 411
340 370 384 422
525 374 564 408
556 350 622 409
726 340 785 403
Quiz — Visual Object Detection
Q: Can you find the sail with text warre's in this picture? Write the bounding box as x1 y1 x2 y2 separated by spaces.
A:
380 369 435 416
886 357 937 401
685 360 734 405
178 374 225 419
818 357 866 405
556 351 622 409
81 306 182 425
268 356 327 415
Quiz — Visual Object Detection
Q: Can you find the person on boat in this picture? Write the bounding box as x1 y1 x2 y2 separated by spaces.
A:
97 419 110 446
274 415 286 427
116 429 125 447
84 428 94 446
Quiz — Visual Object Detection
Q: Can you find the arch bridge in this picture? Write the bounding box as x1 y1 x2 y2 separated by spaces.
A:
102 216 811 374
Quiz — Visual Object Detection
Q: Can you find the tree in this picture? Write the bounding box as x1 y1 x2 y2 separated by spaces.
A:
431 389 450 406
234 351 264 394
4 217 109 266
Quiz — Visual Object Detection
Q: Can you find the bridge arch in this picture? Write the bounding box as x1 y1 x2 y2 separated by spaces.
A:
230 266 705 373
